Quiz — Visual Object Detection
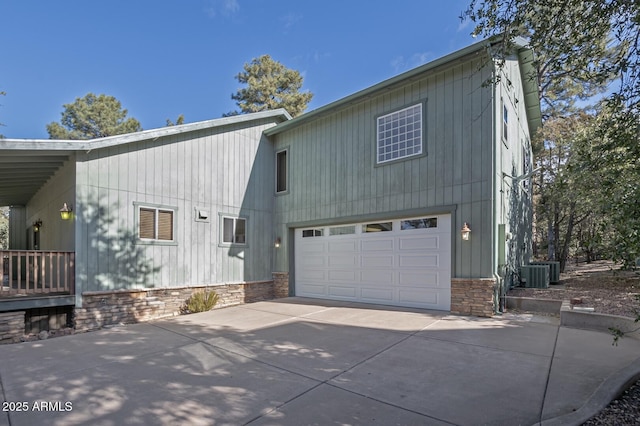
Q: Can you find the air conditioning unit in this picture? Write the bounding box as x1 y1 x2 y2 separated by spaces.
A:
529 261 560 283
520 265 550 288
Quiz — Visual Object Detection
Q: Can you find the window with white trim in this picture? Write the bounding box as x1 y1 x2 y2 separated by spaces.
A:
377 104 423 164
138 206 175 242
329 225 356 236
401 217 437 230
222 216 246 244
363 222 392 233
302 229 323 238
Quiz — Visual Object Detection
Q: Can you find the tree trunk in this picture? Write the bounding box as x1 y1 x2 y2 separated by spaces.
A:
559 202 577 273
547 218 555 260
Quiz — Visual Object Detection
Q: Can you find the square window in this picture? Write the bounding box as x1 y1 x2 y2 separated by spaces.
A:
222 216 247 244
377 103 423 164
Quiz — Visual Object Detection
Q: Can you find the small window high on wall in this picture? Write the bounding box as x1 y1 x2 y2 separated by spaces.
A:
276 149 288 193
502 102 509 143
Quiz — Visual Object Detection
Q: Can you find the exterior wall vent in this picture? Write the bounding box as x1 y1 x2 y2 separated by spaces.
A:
520 265 550 288
529 261 560 283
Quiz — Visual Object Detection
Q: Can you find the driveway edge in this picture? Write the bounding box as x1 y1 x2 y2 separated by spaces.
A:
537 357 640 426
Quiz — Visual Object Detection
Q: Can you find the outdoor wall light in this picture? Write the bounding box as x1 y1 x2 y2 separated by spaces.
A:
33 220 42 232
60 203 73 220
274 237 281 248
461 223 471 241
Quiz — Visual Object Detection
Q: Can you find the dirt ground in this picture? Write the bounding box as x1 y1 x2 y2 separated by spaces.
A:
508 260 640 319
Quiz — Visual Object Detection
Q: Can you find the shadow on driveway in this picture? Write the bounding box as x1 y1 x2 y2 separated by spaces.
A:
1 297 639 426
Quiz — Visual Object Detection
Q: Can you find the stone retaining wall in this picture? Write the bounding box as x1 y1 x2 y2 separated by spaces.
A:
0 311 25 344
450 278 496 317
75 276 289 332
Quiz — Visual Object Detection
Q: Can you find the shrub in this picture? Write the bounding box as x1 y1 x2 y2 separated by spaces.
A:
184 291 219 313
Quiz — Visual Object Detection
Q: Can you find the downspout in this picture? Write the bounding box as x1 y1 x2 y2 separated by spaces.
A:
489 48 504 315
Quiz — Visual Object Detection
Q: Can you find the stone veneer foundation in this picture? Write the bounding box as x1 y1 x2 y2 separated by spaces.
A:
75 273 290 332
272 272 290 298
450 278 496 317
0 311 26 344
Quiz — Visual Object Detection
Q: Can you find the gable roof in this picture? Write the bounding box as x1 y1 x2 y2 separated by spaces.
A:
0 109 291 206
265 37 541 137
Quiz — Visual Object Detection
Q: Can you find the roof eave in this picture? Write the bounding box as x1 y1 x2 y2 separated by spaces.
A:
0 108 292 152
516 44 543 136
85 108 292 150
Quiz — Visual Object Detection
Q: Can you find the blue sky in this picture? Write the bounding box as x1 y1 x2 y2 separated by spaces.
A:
1 0 475 139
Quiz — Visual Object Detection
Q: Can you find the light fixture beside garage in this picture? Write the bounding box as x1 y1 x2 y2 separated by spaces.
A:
274 237 281 248
461 223 471 241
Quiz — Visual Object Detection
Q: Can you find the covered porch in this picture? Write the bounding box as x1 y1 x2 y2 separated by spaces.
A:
0 142 80 312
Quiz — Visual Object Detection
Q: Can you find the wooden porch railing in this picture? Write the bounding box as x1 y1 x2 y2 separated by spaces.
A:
0 251 75 296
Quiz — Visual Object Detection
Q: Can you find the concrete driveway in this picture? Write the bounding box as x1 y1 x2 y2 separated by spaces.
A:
1 297 640 426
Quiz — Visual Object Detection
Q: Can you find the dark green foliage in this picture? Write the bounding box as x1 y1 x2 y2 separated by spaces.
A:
165 114 185 127
571 106 640 269
464 0 638 117
228 55 313 117
47 93 142 139
465 0 640 269
610 295 640 345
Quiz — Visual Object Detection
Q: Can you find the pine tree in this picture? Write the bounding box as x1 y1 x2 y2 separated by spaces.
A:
47 93 142 139
227 55 313 117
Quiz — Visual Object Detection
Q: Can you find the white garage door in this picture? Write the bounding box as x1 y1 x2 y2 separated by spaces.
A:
294 214 451 310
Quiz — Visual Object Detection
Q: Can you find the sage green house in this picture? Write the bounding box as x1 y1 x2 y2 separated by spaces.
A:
0 38 540 335
266 37 540 316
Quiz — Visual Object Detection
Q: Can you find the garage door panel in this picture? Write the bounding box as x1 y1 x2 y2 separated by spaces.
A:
361 270 394 284
399 271 439 286
399 236 440 250
328 255 358 267
399 254 440 267
328 240 358 252
361 288 394 302
328 270 357 281
298 283 326 296
361 239 394 251
300 256 326 267
301 270 326 280
398 289 439 305
361 255 394 268
328 286 357 298
300 241 325 253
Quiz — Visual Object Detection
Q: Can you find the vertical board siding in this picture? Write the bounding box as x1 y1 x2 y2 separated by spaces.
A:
273 55 498 278
75 119 280 292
